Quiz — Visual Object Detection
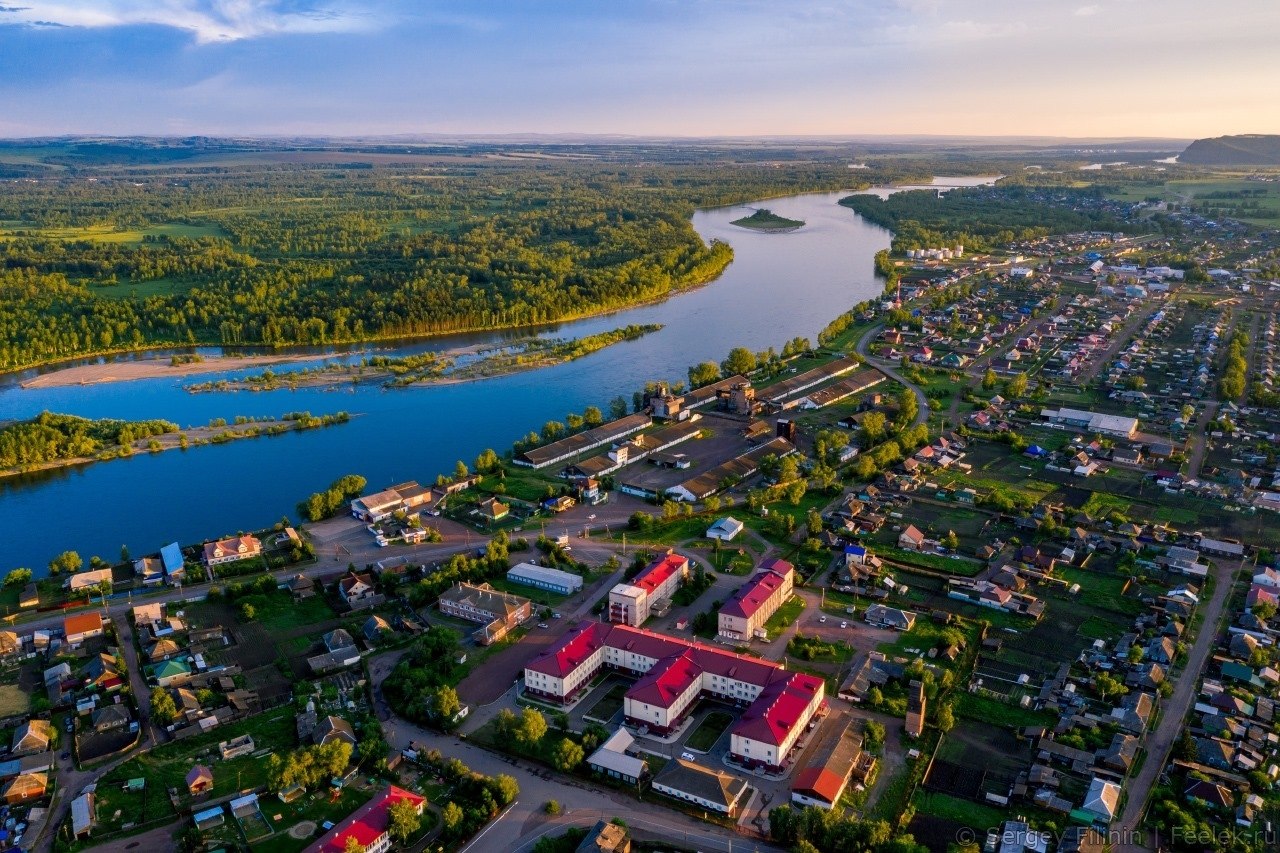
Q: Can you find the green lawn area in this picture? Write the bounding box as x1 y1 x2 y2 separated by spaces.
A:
763 595 806 635
583 684 626 723
100 708 297 819
686 711 734 752
913 791 1011 830
250 785 397 853
954 692 1057 728
488 576 572 607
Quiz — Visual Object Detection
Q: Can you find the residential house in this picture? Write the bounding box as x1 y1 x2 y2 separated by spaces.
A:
202 535 262 567
312 715 357 748
3 771 47 804
11 720 51 756
864 604 917 632
338 572 379 610
63 612 104 645
186 765 214 795
1081 777 1121 824
898 525 926 551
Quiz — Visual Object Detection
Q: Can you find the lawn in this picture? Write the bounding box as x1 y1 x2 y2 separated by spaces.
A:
583 684 626 723
0 684 28 717
197 587 337 633
954 692 1057 729
248 785 390 853
686 711 734 752
763 595 806 634
101 708 297 816
912 791 1011 831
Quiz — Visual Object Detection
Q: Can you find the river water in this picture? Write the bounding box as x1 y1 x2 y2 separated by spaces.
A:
1 190 900 573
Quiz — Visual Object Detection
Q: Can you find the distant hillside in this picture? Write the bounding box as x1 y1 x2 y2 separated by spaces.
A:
1181 135 1280 166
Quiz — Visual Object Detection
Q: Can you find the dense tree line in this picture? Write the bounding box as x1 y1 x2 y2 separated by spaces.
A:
0 163 855 370
0 411 177 468
296 473 367 522
839 185 1142 254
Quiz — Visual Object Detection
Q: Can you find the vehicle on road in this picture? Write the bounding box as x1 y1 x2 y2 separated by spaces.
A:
680 751 695 761
819 615 827 623
538 622 549 629
840 621 848 629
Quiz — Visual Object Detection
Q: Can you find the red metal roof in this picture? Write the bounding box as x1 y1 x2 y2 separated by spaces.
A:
626 649 701 707
720 564 792 620
632 553 688 595
304 785 424 853
792 766 845 805
730 672 823 747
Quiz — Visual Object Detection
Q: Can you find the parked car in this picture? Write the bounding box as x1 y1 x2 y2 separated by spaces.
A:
538 622 549 629
680 751 695 761
840 621 849 629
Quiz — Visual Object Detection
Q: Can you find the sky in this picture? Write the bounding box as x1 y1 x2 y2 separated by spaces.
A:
0 0 1277 139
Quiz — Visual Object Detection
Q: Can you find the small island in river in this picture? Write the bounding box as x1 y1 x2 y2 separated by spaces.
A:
729 208 805 232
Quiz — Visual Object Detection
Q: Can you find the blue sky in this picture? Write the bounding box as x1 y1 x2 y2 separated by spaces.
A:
0 0 1276 138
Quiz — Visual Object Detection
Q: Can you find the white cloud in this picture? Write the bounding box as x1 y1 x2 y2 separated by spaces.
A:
1074 4 1100 15
0 0 381 43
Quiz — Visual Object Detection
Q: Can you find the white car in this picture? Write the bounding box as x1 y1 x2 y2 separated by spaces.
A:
840 621 849 629
680 751 695 761
588 514 596 520
819 615 827 623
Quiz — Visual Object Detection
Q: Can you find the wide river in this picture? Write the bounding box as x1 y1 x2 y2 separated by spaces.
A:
0 186 968 573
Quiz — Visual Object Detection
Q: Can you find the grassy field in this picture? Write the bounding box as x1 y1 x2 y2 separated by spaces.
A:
0 684 28 717
1104 176 1280 225
763 595 806 634
954 691 1057 728
0 222 226 244
686 711 734 751
99 708 297 823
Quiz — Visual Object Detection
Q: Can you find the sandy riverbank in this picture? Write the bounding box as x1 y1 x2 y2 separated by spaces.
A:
20 353 330 389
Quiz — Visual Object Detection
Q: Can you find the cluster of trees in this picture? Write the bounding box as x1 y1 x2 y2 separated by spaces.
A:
265 740 354 793
401 532 513 609
839 185 1140 255
408 748 518 840
0 162 861 370
1220 330 1248 401
0 411 177 468
768 804 928 853
380 627 468 727
296 473 367 522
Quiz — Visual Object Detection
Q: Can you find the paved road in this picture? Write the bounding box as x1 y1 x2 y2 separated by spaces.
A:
855 324 930 428
1111 558 1240 852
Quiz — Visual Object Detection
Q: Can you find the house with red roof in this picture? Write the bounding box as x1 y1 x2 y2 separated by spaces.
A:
525 622 825 771
63 612 104 646
303 785 424 853
202 535 261 567
717 560 795 641
608 552 689 627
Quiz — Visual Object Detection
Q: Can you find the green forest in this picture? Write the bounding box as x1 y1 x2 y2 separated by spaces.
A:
0 161 853 371
0 411 177 468
838 185 1142 253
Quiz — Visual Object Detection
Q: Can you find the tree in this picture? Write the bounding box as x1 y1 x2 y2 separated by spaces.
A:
48 550 82 576
544 799 561 815
343 837 365 853
541 421 565 442
941 530 959 551
387 798 422 844
240 602 256 621
609 396 629 419
550 737 584 772
454 460 470 480
936 702 955 733
441 801 464 833
3 567 31 588
489 774 520 805
865 720 886 750
583 406 603 428
1095 672 1127 700
897 388 919 427
982 368 997 391
721 346 757 377
1252 601 1277 622
149 687 177 726
1004 373 1028 398
517 708 548 746
428 685 462 723
860 412 887 446
1127 644 1144 664
688 361 720 387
